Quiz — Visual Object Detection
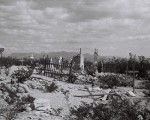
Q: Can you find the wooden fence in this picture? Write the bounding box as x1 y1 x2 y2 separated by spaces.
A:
40 54 82 82
43 57 71 78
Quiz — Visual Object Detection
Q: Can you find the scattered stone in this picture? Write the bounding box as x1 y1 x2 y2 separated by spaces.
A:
38 118 43 120
137 115 143 120
11 87 17 93
126 91 136 97
102 89 111 101
26 104 32 112
0 76 6 81
2 92 9 99
17 87 25 93
34 99 51 111
126 98 135 106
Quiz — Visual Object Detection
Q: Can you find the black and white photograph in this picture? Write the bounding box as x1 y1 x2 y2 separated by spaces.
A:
0 0 150 120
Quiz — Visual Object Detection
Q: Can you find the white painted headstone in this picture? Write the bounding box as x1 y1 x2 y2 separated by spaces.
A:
80 54 84 71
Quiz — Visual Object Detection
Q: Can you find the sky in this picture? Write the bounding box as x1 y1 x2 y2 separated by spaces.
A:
0 0 150 57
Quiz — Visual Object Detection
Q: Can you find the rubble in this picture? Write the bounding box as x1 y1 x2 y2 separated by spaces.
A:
126 91 136 97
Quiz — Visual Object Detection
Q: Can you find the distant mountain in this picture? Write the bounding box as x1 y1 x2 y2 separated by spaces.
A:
10 51 114 62
10 51 78 59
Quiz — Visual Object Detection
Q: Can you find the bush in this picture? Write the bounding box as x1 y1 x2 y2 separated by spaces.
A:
11 68 33 83
70 97 150 120
99 74 119 88
67 73 77 83
142 80 150 96
70 102 111 120
45 82 58 92
98 74 133 88
0 105 18 120
15 94 35 112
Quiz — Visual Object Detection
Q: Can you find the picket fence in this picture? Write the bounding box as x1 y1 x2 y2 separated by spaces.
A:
40 55 82 80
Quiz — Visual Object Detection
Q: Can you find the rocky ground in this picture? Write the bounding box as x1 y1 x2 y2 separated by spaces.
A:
0 66 149 120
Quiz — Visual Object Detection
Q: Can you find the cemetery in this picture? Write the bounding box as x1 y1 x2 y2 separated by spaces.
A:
0 48 150 120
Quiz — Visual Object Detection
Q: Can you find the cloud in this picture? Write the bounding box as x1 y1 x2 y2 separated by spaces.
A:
0 0 150 57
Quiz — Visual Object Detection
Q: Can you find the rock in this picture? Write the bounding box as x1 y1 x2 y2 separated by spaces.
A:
0 76 6 81
1 83 11 92
37 106 51 111
5 96 11 103
87 75 93 81
137 115 143 120
0 90 2 95
19 84 29 93
126 98 135 106
17 87 25 93
11 87 17 93
92 87 102 91
38 118 43 120
34 99 51 111
2 92 9 99
102 89 111 101
26 104 32 112
0 98 8 106
40 112 50 117
16 93 25 97
126 91 136 97
33 111 41 116
30 103 35 110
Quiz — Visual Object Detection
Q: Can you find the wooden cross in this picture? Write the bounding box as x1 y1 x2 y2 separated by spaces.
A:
20 58 25 66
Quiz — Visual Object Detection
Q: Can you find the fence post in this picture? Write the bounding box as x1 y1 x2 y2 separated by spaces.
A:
125 61 128 81
133 55 136 93
61 57 63 73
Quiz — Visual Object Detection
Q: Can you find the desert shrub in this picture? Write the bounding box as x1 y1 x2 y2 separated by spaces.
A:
0 105 18 120
45 82 58 92
98 74 133 88
67 73 77 83
21 94 35 104
70 97 149 120
99 74 119 88
0 94 35 119
142 80 150 96
70 102 111 120
11 68 33 83
1 83 35 111
15 94 35 112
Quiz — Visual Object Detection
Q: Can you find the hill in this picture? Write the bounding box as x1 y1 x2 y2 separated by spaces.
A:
10 51 113 62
